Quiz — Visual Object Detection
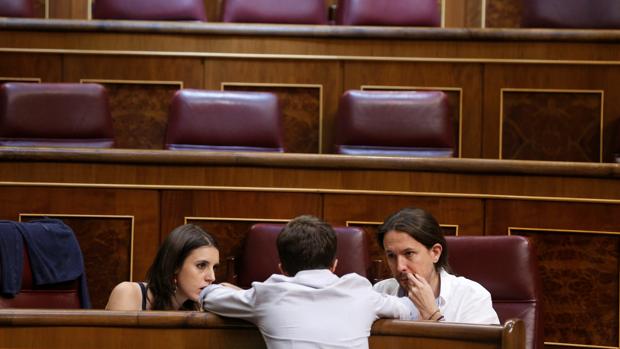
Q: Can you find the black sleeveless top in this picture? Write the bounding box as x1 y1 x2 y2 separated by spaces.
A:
138 282 148 310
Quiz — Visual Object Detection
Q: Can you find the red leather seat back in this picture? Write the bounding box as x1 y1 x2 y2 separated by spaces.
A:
236 223 369 289
222 0 327 24
334 90 454 157
521 0 620 29
446 236 543 349
0 0 34 17
0 246 81 309
92 0 207 21
0 83 114 148
336 0 440 26
165 90 284 152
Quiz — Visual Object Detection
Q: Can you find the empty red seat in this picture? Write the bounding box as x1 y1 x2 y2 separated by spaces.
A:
447 236 543 349
0 83 114 148
165 90 284 152
333 90 454 157
92 0 207 21
0 0 34 18
221 0 327 24
522 0 620 29
336 0 440 26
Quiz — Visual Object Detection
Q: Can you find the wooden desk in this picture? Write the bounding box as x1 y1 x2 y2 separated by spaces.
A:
0 309 524 349
0 147 619 349
2 19 620 161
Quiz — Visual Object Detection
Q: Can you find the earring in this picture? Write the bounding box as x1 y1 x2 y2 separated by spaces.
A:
172 277 178 294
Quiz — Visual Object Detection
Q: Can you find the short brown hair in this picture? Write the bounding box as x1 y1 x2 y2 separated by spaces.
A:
277 215 337 276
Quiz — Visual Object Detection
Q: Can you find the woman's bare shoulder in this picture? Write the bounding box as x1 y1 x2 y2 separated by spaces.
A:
105 281 143 311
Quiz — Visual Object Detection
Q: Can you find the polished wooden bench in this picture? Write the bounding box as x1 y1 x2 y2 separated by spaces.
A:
0 309 524 349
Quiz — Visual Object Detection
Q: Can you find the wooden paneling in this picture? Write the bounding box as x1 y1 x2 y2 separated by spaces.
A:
344 62 482 158
485 200 620 348
0 53 62 82
501 90 602 162
484 64 620 161
485 0 521 28
49 0 88 19
205 59 341 153
0 187 160 308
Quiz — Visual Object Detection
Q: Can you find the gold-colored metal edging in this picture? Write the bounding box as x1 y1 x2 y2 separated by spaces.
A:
4 47 620 66
1 181 620 204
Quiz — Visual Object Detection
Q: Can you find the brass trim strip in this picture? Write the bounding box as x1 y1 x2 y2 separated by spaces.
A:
362 85 464 158
509 227 620 236
481 0 486 28
499 88 605 162
44 0 49 19
185 216 290 224
80 78 184 88
87 0 92 20
221 82 324 153
0 77 42 83
4 47 620 66
18 213 136 281
346 220 459 235
1 181 620 204
545 343 617 349
440 0 446 28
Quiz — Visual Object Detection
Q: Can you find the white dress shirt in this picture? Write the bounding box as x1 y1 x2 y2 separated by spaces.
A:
373 268 500 324
200 269 412 349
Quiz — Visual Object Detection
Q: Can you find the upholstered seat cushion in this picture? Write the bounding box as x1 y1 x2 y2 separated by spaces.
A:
92 0 207 21
222 0 327 24
0 0 34 17
0 83 114 148
334 90 454 157
447 236 543 349
522 0 620 29
336 0 440 26
165 90 284 152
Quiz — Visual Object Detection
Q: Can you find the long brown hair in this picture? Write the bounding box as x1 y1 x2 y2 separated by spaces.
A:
145 224 217 310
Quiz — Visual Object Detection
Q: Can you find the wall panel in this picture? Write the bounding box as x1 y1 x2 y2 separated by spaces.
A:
485 200 620 349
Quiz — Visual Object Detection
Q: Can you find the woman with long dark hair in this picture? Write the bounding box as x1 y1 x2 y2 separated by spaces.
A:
106 224 219 310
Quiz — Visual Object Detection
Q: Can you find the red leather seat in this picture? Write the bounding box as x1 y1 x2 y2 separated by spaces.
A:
333 90 454 157
92 0 207 21
0 246 81 309
336 0 440 26
0 83 114 148
165 90 285 152
231 223 370 289
446 236 543 349
221 0 327 24
521 0 620 29
0 0 34 17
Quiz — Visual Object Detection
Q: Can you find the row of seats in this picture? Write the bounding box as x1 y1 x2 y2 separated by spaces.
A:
0 83 456 157
0 218 543 349
1 0 440 26
3 0 620 29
